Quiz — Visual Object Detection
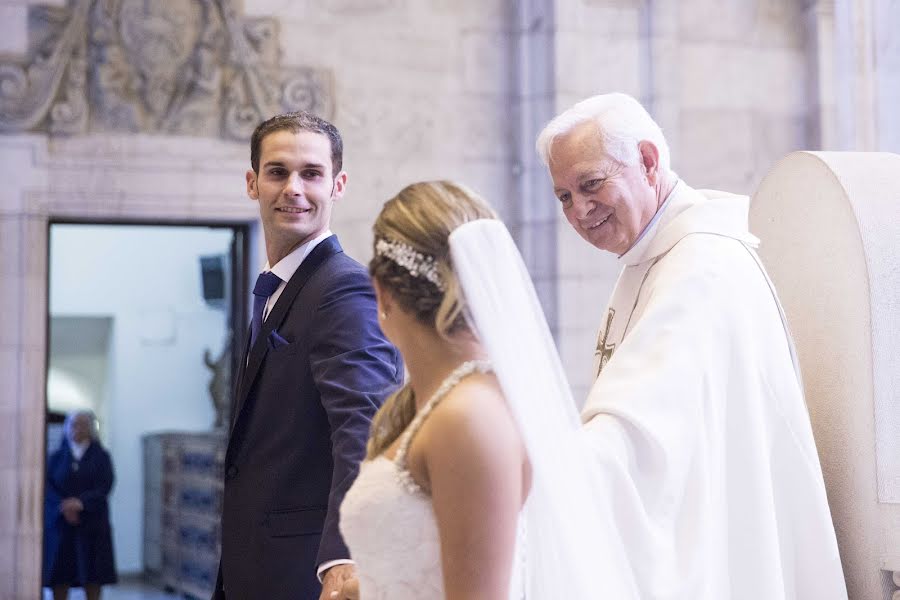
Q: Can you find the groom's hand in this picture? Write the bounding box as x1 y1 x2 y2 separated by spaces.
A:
335 576 360 600
321 564 357 600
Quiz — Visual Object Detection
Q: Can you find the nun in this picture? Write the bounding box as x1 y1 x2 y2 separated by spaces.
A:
43 410 117 600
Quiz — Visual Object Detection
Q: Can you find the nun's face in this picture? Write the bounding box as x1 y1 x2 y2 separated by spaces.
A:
69 415 92 444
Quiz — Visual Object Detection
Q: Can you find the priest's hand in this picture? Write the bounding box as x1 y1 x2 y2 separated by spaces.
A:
321 564 357 600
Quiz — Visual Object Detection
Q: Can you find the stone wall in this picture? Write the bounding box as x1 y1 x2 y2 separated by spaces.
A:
1 1 898 597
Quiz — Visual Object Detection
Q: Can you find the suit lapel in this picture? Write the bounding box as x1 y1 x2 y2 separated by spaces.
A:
230 235 343 433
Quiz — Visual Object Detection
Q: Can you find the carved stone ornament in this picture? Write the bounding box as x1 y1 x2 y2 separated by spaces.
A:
0 0 334 139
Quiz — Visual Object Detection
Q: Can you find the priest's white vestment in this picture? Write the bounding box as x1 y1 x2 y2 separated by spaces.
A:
581 181 847 599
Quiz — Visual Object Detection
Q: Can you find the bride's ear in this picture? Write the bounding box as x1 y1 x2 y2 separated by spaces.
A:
372 278 393 319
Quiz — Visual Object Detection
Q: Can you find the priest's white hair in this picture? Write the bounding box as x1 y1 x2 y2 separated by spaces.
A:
536 92 671 172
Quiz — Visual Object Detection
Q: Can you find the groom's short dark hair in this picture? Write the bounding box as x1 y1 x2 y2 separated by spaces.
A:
250 111 343 175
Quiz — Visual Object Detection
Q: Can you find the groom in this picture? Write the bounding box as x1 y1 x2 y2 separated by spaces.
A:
214 112 402 600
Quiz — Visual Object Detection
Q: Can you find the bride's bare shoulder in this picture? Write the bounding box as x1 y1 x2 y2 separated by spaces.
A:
420 373 521 455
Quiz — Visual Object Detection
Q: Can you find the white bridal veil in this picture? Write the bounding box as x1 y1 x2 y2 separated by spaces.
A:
449 220 639 599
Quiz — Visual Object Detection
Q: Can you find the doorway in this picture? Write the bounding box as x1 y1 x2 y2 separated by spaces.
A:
43 222 247 599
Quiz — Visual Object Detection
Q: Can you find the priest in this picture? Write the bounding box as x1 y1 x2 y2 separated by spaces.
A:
536 93 847 599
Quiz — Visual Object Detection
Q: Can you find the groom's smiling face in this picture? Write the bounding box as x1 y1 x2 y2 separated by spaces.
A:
548 121 658 255
247 129 347 265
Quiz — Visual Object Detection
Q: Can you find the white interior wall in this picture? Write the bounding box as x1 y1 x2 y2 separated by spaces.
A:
48 224 234 573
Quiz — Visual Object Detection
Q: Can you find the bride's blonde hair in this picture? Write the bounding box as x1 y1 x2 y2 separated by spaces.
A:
367 180 497 457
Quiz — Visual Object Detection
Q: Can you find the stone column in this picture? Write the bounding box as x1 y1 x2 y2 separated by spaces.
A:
803 0 899 152
510 0 559 337
0 135 50 600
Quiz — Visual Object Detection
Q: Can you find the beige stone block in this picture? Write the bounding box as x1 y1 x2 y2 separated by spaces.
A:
0 533 14 598
190 196 259 222
15 532 41 598
244 0 313 17
416 0 511 30
0 468 17 535
679 43 751 110
555 91 592 114
555 33 641 99
0 350 18 413
45 133 242 165
19 349 45 443
0 138 45 215
29 190 117 219
0 217 21 278
113 196 189 221
331 218 374 264
441 160 513 219
747 48 806 113
113 170 199 197
461 30 512 94
20 277 46 351
16 399 43 472
557 0 643 38
580 37 642 95
21 217 45 281
186 170 249 200
21 190 50 218
678 109 755 193
339 89 446 161
678 0 754 43
14 468 42 534
554 0 587 33
554 31 587 94
340 28 456 75
0 5 27 56
749 0 805 49
680 43 805 114
456 97 513 161
750 114 807 186
0 190 24 217
0 412 16 471
318 0 408 22
0 275 22 347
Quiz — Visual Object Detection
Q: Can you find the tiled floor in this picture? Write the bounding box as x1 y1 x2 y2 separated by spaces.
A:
42 581 181 600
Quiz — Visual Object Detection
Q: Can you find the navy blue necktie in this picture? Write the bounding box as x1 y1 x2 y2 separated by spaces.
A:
250 271 282 348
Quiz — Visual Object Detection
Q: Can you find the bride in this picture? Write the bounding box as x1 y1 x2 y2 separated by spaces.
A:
338 181 638 599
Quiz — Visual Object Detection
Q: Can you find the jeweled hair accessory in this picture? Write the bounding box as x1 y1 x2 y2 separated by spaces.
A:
375 238 445 290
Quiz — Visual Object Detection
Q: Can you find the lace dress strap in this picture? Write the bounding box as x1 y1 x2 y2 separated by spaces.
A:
393 360 492 495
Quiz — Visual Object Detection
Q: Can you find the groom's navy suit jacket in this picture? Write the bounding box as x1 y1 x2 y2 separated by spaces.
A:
215 235 402 599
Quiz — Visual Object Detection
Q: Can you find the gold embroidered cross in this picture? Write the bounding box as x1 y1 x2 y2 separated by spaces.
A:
595 308 617 376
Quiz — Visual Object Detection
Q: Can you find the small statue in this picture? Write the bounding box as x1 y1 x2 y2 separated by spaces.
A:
204 335 232 429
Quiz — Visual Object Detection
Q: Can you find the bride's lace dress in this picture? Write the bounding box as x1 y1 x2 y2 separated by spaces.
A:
340 361 525 600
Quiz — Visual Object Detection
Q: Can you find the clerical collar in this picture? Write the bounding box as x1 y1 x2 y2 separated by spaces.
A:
619 178 683 259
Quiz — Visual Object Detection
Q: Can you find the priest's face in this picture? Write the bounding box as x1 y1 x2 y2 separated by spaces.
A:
548 122 660 255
